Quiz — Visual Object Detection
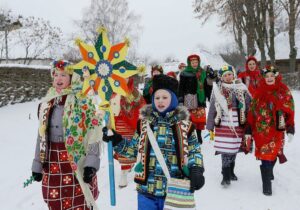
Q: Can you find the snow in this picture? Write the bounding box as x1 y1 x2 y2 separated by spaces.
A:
0 63 50 70
0 92 299 210
256 29 300 60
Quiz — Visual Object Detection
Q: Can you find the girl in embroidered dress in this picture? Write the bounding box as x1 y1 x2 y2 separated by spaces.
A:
103 74 205 210
245 65 295 196
31 60 102 210
207 65 251 186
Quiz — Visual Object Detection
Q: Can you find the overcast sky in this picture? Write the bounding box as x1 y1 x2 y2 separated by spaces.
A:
1 0 230 62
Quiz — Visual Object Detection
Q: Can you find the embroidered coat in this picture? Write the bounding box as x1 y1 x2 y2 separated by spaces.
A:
114 105 204 197
247 77 295 162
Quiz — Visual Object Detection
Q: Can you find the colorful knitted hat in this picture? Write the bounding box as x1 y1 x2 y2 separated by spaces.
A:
152 74 179 96
187 54 200 63
50 60 73 78
151 64 164 76
262 65 279 77
218 65 235 78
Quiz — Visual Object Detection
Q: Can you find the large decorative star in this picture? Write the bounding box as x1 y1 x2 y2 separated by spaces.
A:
72 27 143 102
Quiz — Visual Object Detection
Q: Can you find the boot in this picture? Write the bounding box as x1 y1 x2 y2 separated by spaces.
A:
119 170 129 188
221 167 231 186
260 165 272 196
196 130 202 144
230 162 238 181
270 159 277 180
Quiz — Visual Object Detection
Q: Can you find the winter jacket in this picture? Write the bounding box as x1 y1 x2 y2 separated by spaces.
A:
178 71 212 107
114 105 204 197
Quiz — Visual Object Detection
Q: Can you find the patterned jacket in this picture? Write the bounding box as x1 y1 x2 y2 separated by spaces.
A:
114 105 204 197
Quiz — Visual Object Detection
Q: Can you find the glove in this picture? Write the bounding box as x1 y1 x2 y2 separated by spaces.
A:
189 167 205 192
102 127 123 146
83 167 96 183
32 171 43 182
209 130 215 141
287 133 294 143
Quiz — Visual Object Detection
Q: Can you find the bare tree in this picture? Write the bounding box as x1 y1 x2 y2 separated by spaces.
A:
279 0 300 72
75 0 142 48
14 16 62 64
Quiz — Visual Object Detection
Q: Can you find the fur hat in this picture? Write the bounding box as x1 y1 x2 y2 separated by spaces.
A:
152 74 179 96
218 65 235 78
151 64 163 76
262 65 279 77
51 60 73 78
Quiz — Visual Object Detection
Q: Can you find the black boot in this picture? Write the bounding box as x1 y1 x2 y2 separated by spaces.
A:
221 167 231 186
196 129 202 144
270 159 277 180
230 162 238 181
260 165 272 196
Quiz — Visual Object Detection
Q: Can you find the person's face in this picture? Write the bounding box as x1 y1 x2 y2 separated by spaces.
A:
247 60 257 71
152 70 161 77
222 72 234 83
154 89 172 112
191 59 199 69
52 71 71 93
179 66 186 71
264 72 276 85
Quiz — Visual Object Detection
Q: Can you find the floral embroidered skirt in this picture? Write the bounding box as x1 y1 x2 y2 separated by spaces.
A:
42 142 99 210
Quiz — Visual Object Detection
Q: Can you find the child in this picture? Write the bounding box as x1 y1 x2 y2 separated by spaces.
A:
207 65 251 186
111 77 146 187
238 56 263 95
31 60 102 209
103 74 205 210
245 65 295 196
143 65 163 104
178 54 213 144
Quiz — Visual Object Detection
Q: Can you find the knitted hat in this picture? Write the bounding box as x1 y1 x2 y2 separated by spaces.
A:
262 65 279 77
51 60 73 78
218 65 235 78
151 64 163 76
152 74 179 96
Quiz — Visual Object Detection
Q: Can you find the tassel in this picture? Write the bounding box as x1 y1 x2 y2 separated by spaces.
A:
23 175 35 188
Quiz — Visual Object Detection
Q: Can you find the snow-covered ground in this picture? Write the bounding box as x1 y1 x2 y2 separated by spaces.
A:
0 91 299 210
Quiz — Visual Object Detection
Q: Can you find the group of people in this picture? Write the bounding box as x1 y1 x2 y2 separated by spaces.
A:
31 54 295 210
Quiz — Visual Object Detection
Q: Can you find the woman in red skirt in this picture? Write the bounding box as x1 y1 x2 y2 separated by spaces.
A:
32 60 101 210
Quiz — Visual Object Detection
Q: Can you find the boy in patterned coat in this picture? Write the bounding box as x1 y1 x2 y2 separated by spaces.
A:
103 74 205 210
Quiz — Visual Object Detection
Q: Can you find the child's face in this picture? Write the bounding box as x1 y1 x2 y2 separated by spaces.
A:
191 59 199 69
222 72 234 83
154 89 171 112
264 72 276 85
52 71 71 92
247 60 257 71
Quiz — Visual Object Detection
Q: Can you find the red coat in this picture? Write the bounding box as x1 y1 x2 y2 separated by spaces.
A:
238 70 262 96
247 77 295 161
